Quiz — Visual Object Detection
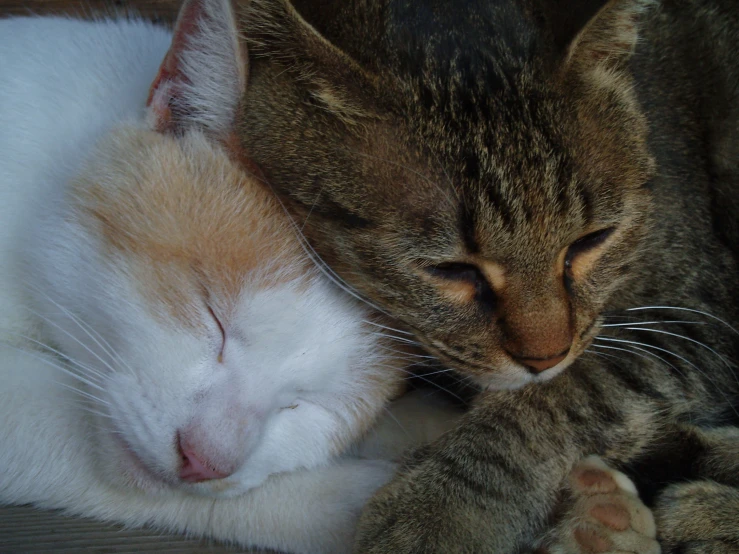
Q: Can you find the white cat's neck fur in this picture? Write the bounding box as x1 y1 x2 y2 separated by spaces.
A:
0 5 462 553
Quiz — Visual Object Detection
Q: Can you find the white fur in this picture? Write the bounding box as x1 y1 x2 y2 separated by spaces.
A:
0 14 455 554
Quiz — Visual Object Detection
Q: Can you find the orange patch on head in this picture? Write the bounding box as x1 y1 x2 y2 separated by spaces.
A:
72 127 308 330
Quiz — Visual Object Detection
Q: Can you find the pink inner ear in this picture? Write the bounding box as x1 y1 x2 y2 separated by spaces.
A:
146 0 208 130
146 55 175 130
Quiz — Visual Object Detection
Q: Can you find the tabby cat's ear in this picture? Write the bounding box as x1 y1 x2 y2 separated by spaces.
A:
243 0 381 124
147 0 247 138
561 0 655 74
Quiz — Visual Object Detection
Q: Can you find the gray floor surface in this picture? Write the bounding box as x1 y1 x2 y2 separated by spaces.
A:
0 505 272 553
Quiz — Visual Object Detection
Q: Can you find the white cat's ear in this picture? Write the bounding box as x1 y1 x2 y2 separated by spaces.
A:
147 0 247 138
563 0 655 73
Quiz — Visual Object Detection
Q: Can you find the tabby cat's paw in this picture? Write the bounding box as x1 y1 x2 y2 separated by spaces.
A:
540 456 660 554
655 480 739 554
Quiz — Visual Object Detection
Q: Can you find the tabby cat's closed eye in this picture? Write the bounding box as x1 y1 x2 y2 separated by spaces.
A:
424 262 496 308
564 227 616 273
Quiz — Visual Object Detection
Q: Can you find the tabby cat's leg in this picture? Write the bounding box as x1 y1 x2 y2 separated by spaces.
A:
537 456 659 554
653 426 739 554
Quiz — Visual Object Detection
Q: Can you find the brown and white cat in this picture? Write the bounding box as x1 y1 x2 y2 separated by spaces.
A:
188 0 737 551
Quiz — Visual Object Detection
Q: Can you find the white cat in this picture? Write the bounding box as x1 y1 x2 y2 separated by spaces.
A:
0 2 461 553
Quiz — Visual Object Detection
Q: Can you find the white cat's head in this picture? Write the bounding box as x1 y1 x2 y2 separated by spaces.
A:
27 0 403 498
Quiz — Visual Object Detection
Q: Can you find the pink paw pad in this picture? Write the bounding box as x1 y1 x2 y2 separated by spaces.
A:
541 457 661 554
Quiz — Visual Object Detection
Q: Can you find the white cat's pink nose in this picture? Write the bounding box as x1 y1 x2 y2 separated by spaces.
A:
178 434 232 482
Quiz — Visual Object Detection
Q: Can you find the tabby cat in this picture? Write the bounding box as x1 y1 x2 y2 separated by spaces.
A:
179 0 738 551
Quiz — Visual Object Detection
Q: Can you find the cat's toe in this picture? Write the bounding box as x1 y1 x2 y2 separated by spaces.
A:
541 456 660 554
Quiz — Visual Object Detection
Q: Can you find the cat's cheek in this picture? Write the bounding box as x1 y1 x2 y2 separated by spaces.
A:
93 426 170 494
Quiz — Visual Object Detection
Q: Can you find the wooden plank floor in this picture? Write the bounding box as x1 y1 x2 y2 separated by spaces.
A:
0 2 274 552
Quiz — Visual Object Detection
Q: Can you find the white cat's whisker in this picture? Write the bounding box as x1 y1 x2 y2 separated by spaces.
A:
4 342 106 392
362 320 415 337
369 332 421 346
251 171 393 318
299 181 323 234
23 308 122 377
74 403 114 421
13 334 107 383
626 306 739 336
59 383 111 408
381 405 413 440
24 285 133 375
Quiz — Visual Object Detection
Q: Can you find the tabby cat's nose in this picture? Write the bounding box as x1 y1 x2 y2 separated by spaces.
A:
511 349 569 374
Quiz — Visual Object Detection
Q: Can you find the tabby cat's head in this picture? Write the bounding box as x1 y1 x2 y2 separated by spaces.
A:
181 0 657 389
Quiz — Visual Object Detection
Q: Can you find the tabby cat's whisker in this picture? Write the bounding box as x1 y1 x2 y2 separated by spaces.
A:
590 343 682 375
375 344 435 359
626 306 739 336
601 320 706 327
415 367 456 378
602 315 644 320
595 336 738 416
595 336 702 371
625 327 735 369
411 378 465 403
583 349 623 363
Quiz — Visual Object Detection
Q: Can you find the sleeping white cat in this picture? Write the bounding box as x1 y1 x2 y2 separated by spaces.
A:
0 2 461 552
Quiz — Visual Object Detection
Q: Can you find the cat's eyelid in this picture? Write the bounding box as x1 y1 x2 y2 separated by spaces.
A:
571 226 616 248
564 226 619 278
206 305 226 363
